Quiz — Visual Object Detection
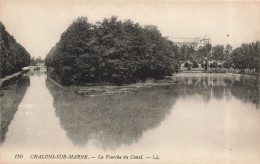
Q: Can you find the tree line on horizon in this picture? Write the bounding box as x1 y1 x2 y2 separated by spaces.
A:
231 42 260 71
0 22 31 78
176 41 260 72
30 56 44 66
45 16 178 85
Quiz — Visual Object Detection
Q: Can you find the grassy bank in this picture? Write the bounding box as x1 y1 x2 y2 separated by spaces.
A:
0 70 29 89
0 70 29 97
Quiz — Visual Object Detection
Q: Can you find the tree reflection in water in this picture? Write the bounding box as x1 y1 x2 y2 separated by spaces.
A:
172 74 259 108
0 75 30 143
229 76 260 108
46 73 259 149
46 80 176 149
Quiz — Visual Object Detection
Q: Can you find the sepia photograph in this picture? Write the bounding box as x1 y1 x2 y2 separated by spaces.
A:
0 0 260 163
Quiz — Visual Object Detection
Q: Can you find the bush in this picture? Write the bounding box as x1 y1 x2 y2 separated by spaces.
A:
223 62 231 69
192 61 199 68
184 62 190 68
231 41 260 71
209 62 218 69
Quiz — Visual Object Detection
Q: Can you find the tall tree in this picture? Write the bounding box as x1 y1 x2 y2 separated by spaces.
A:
0 22 30 78
212 45 225 61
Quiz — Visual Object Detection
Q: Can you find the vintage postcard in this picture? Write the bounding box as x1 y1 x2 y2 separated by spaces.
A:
0 0 259 164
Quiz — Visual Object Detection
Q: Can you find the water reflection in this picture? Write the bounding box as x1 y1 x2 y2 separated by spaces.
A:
28 70 47 77
46 79 176 149
0 75 30 143
172 74 260 108
46 73 259 150
0 72 259 163
229 77 260 108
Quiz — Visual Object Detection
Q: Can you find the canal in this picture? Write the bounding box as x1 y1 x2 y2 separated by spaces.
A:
0 71 259 163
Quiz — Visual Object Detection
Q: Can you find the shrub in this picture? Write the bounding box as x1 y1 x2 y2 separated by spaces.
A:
192 61 199 68
184 62 190 68
209 62 218 68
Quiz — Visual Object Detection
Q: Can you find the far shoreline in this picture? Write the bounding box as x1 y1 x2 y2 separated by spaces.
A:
46 70 260 91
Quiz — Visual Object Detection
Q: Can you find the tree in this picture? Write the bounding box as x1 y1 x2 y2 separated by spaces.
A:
45 16 178 85
201 59 209 71
231 47 247 71
172 44 181 62
179 45 195 61
231 41 260 72
223 61 230 69
0 22 30 78
212 45 225 61
222 44 233 69
224 44 232 60
193 44 212 64
30 56 44 66
184 61 191 70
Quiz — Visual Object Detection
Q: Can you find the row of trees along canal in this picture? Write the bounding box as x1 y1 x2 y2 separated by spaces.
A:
0 22 31 78
45 16 260 86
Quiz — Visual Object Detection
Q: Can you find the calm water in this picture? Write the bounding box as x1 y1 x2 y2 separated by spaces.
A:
0 71 259 164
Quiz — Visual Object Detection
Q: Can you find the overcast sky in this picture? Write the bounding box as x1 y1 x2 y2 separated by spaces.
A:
1 0 260 58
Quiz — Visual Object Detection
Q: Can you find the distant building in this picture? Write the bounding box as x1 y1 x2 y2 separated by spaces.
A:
170 35 210 50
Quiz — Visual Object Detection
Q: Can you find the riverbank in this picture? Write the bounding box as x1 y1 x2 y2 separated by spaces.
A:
46 74 64 89
47 70 260 97
47 74 177 97
0 70 29 89
0 74 30 143
180 68 260 76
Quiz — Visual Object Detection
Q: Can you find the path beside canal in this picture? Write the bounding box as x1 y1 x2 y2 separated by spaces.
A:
0 70 29 89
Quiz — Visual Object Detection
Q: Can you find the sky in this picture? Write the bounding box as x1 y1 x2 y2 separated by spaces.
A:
0 0 260 58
